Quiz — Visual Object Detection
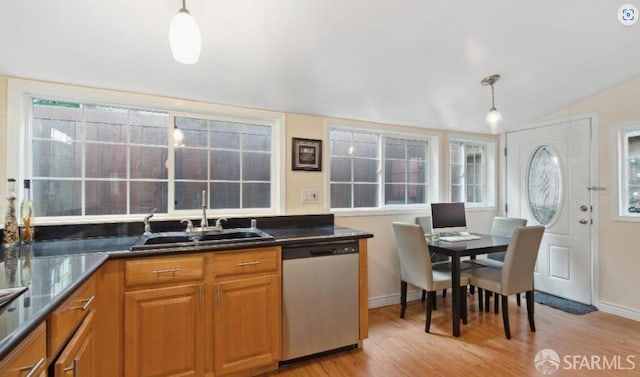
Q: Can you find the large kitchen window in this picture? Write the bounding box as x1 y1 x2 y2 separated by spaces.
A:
329 127 434 210
449 138 495 207
619 126 640 217
8 78 281 221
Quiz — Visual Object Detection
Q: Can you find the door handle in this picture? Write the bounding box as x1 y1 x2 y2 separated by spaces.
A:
579 218 589 224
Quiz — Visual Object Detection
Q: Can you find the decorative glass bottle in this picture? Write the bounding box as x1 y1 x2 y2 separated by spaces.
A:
3 178 19 246
20 179 34 242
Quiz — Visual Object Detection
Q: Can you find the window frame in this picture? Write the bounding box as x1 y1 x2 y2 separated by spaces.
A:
6 78 285 224
448 136 496 209
328 124 439 214
616 123 640 219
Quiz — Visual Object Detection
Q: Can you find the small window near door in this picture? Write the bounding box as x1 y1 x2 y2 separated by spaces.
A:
620 127 640 217
449 139 496 207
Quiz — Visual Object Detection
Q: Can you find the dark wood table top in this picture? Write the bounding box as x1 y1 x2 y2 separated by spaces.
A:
428 233 510 257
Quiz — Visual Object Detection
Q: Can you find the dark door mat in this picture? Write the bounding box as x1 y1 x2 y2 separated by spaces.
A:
534 291 597 315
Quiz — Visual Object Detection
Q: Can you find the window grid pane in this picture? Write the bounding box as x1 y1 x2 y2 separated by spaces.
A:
384 137 428 205
175 117 272 211
30 98 275 219
31 99 169 217
450 140 486 205
329 129 380 208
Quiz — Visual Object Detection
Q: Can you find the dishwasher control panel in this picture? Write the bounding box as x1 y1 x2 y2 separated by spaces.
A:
282 241 359 260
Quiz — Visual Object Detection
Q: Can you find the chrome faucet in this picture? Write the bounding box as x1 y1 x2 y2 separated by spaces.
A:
181 219 194 233
213 217 227 231
143 208 157 236
201 190 209 229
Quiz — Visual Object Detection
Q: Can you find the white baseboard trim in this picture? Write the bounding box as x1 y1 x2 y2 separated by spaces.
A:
368 290 425 309
596 300 640 321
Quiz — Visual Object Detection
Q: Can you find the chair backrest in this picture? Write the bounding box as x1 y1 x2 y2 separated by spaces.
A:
392 222 434 291
415 216 449 264
487 217 528 261
501 225 545 295
415 216 433 234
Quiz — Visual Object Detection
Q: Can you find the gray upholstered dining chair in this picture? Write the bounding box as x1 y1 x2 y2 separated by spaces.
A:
462 216 527 311
466 225 545 339
392 221 470 333
470 217 528 268
415 216 449 303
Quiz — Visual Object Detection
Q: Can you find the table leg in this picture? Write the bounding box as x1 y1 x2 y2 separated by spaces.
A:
451 254 461 337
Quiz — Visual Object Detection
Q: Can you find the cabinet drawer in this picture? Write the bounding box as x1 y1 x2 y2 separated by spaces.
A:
48 276 96 359
0 323 47 377
212 247 280 280
125 255 205 288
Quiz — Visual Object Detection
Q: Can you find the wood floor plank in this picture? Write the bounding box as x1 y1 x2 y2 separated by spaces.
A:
265 294 640 376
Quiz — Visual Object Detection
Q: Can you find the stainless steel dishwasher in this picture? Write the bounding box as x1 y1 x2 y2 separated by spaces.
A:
281 241 360 362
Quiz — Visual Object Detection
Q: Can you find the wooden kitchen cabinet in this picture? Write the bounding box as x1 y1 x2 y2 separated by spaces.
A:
212 247 281 376
123 255 206 377
0 323 47 377
48 275 97 377
54 310 97 376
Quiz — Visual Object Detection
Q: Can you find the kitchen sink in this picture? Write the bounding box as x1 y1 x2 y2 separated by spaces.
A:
130 228 274 251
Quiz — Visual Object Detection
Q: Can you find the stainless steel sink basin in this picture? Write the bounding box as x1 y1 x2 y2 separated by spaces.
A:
130 228 274 251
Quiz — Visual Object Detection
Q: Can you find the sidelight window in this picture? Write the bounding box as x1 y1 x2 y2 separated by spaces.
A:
620 127 640 217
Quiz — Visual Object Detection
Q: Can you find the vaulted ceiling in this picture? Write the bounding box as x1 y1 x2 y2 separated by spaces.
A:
1 1 639 133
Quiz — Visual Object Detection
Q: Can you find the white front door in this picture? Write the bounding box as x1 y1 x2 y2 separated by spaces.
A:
506 116 594 304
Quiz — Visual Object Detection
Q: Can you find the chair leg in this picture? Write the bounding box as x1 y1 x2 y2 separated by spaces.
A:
501 295 511 339
432 289 437 311
485 290 491 312
526 290 536 332
494 292 499 314
421 289 426 302
400 281 407 318
442 289 447 298
425 291 435 333
469 285 475 294
516 293 521 306
478 288 484 311
460 286 468 324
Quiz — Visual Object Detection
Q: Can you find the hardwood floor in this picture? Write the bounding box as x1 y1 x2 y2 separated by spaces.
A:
265 293 640 376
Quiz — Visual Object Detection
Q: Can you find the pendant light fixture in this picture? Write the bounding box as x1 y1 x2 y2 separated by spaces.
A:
169 0 201 64
481 74 502 134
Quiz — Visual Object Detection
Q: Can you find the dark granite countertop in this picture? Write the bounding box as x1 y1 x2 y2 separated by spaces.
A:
0 245 107 360
0 214 373 361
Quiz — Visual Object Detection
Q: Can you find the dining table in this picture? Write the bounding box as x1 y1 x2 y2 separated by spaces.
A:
428 233 510 337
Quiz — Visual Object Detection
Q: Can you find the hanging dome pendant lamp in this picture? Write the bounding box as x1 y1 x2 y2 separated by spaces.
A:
169 0 201 64
481 74 503 134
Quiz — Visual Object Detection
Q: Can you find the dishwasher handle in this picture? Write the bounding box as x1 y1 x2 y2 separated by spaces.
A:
310 249 335 257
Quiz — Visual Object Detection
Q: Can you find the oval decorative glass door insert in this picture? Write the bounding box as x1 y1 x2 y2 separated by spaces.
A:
527 145 562 225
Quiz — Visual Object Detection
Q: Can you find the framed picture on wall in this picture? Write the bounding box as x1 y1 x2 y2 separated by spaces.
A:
292 137 322 171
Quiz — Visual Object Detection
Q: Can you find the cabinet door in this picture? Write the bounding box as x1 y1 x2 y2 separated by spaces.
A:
54 310 96 376
124 284 205 377
214 275 281 376
0 323 47 377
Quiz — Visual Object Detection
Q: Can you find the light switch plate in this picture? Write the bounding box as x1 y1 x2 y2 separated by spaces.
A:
301 190 319 204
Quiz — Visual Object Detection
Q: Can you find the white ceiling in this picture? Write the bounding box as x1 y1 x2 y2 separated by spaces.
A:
1 1 639 134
